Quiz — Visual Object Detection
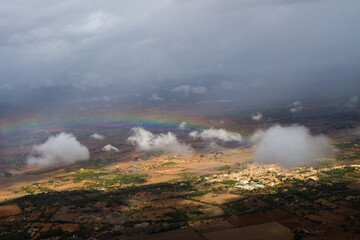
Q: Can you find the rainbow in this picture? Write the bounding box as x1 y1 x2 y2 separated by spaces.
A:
0 113 206 135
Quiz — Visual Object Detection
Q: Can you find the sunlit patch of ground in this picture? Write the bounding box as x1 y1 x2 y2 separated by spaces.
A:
193 191 245 204
0 175 53 202
142 173 181 184
190 218 234 233
202 221 294 240
0 204 21 217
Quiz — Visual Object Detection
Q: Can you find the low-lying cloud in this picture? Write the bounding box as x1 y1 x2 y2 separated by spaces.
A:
350 95 358 104
179 122 187 129
128 127 194 156
190 128 242 142
27 132 90 166
90 133 105 140
148 93 163 101
249 129 265 144
252 125 333 168
171 85 207 96
290 101 303 113
346 96 359 111
103 144 119 152
252 112 263 121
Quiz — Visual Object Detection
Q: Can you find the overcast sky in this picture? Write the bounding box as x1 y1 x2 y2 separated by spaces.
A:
0 0 360 107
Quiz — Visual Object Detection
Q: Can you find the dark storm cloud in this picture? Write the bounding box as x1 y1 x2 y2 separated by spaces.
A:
0 0 359 104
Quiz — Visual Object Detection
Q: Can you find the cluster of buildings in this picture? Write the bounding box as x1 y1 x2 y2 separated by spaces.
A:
203 163 343 189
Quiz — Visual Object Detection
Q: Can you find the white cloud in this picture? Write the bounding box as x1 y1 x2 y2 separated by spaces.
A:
103 144 119 152
190 128 242 142
128 127 194 156
89 96 112 102
90 133 105 140
171 85 207 96
27 132 90 166
148 93 163 101
254 125 333 168
249 129 265 144
346 96 359 111
252 112 263 121
290 101 303 113
179 122 187 129
350 95 358 104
